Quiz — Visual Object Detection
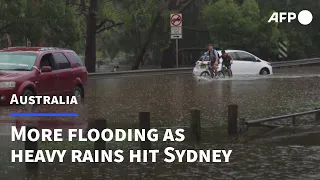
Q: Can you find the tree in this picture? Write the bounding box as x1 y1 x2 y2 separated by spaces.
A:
0 0 83 49
0 0 27 46
28 0 83 49
130 0 172 70
257 0 320 59
152 0 197 69
96 0 165 66
66 0 124 73
0 0 26 32
202 0 280 59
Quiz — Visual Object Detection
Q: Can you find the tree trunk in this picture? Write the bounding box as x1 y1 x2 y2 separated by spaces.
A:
85 0 98 73
132 0 195 69
131 0 176 70
161 44 174 68
161 44 175 68
161 0 196 68
131 13 162 70
6 33 12 47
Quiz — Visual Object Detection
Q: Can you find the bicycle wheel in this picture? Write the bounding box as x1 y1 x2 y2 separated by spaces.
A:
217 71 225 78
200 71 210 78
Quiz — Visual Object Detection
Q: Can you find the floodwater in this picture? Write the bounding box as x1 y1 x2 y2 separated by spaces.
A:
1 66 320 179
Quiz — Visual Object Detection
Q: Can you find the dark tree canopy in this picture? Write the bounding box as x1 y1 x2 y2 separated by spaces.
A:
1 0 319 71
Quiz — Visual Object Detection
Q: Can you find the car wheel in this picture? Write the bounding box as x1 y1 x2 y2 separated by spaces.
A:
21 89 34 112
259 68 269 75
72 86 83 103
200 71 210 78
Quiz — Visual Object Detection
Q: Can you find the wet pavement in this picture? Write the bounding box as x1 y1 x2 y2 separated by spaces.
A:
1 66 320 179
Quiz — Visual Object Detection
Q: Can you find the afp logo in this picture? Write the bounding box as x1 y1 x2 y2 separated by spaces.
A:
268 10 313 25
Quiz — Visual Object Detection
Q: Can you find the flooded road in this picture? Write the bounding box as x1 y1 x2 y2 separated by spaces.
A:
1 66 320 179
84 66 320 127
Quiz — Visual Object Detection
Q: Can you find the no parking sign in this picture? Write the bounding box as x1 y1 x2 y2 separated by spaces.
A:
170 14 182 39
170 14 182 27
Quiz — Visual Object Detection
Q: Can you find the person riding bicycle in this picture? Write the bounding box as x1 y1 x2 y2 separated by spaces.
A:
221 50 233 77
202 43 219 77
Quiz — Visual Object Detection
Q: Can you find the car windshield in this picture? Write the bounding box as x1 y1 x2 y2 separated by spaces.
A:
0 52 37 71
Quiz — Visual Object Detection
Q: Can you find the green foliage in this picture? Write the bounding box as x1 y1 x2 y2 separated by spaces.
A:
202 0 280 58
202 0 240 47
0 0 83 51
0 0 26 47
96 0 169 61
0 0 27 25
2 0 319 62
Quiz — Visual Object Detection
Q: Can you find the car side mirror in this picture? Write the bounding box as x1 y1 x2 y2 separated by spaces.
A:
41 66 52 72
255 58 261 62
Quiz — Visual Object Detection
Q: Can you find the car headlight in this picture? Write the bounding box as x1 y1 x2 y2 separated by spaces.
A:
0 81 16 89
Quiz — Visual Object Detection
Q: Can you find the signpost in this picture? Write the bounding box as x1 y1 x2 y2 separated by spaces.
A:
170 13 182 68
278 41 288 60
26 38 31 47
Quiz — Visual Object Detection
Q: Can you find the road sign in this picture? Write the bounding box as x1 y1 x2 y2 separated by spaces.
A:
170 14 182 68
170 25 182 39
171 27 182 35
278 41 288 59
170 14 182 27
171 35 182 39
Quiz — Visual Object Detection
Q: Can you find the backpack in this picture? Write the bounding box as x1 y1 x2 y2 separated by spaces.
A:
208 49 219 61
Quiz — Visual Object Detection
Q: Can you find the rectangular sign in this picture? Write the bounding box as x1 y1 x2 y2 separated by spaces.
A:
170 13 182 27
171 35 182 39
171 27 182 35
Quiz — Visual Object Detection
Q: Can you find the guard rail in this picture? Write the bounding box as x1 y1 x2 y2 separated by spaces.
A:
246 109 320 126
271 58 320 68
88 57 320 77
88 67 193 77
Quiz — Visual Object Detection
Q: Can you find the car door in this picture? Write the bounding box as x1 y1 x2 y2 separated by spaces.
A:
36 53 59 95
235 51 260 74
226 52 241 74
64 51 87 84
52 52 74 95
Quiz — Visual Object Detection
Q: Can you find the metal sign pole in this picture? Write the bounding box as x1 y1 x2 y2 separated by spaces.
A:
170 13 182 68
176 39 178 68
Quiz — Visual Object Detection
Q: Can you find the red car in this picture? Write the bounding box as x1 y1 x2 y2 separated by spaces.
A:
0 47 88 105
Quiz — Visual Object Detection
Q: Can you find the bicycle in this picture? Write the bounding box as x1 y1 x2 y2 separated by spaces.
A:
199 62 216 78
200 63 229 79
219 64 234 78
216 65 228 78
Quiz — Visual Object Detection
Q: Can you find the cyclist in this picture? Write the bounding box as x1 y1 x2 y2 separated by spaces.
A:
221 50 233 78
202 43 219 77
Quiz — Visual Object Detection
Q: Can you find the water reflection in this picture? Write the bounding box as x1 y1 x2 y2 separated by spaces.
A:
3 69 319 128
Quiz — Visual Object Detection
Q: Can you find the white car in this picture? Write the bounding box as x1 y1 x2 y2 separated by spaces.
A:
193 50 273 76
